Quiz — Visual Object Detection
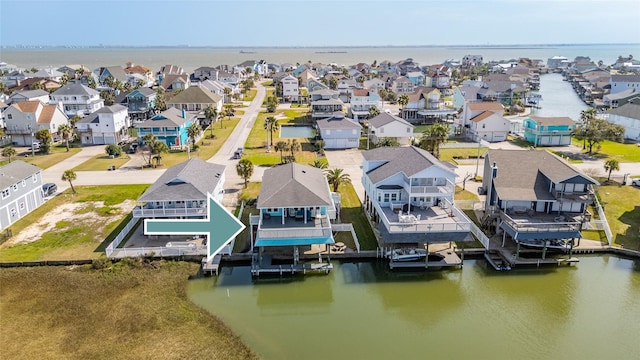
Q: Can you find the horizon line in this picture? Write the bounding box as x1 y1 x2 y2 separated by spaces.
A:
2 42 639 49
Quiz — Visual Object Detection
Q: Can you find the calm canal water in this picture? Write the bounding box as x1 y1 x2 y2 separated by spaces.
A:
188 256 640 360
532 73 588 120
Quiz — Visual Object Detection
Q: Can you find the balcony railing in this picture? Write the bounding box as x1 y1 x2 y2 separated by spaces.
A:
551 188 595 202
500 212 582 233
255 215 333 240
132 206 206 217
373 200 471 234
524 128 573 136
406 179 455 195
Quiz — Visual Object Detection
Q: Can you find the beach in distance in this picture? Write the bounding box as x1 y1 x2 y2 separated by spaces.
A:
3 43 639 73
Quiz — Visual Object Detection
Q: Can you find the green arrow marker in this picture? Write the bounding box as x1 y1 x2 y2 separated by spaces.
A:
144 193 245 259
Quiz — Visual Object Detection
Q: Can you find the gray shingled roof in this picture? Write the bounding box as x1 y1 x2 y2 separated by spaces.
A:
316 114 362 130
611 74 640 82
486 149 598 202
607 103 640 120
129 87 155 97
52 83 99 97
138 158 225 202
369 112 414 128
363 146 455 184
0 161 41 189
139 107 193 127
167 86 222 104
257 163 332 209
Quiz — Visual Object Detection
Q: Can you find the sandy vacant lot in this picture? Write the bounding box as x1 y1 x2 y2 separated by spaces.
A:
2 200 136 248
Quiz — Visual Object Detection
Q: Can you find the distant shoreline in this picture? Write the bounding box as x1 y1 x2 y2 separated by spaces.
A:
2 43 638 50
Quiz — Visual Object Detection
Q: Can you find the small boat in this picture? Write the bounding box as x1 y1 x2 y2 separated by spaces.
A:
387 248 427 262
517 239 570 252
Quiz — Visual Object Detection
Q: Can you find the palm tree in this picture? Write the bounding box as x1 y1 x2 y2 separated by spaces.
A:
368 106 380 118
398 94 409 110
204 105 218 137
604 159 620 181
35 129 52 154
577 107 598 150
274 140 289 163
325 168 351 192
419 122 449 159
58 124 74 151
143 133 158 166
150 141 169 167
378 137 400 147
2 146 17 163
223 87 232 103
264 116 279 149
236 158 254 188
135 79 145 89
187 123 202 148
154 88 166 113
311 160 328 169
222 103 235 128
288 139 300 161
62 170 77 194
378 88 388 110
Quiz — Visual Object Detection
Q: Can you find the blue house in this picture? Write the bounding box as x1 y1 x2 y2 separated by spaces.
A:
523 116 576 146
249 163 340 274
126 87 156 122
137 107 194 148
405 71 425 86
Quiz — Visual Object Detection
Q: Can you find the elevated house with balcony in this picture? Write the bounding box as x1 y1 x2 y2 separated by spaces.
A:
310 88 343 119
125 87 156 123
362 146 473 249
523 116 576 146
348 88 380 121
76 104 129 145
136 107 196 149
50 82 104 117
401 87 457 123
249 163 340 273
133 158 225 219
482 150 598 257
4 100 69 146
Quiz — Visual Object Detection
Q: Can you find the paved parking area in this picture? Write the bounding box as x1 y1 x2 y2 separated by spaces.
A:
324 148 365 202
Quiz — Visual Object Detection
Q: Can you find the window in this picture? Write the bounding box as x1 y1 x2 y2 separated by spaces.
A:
1 189 9 199
33 174 37 183
12 184 18 192
22 180 26 187
10 208 16 216
6 114 11 119
20 202 25 210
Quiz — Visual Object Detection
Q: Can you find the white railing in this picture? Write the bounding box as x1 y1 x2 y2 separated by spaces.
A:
469 222 490 249
257 227 333 239
500 212 582 233
454 200 484 211
593 195 613 245
108 245 207 258
132 206 206 217
374 201 470 234
105 216 139 257
330 223 360 253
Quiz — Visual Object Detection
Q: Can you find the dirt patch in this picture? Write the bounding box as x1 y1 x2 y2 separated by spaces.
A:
2 200 137 248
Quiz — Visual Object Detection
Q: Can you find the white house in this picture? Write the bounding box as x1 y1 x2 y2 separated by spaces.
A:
7 89 50 105
461 101 504 127
349 89 380 121
604 103 640 141
468 110 510 142
609 74 640 95
367 112 414 146
281 74 299 102
316 112 362 149
361 146 472 245
50 82 104 117
76 104 129 145
4 100 69 146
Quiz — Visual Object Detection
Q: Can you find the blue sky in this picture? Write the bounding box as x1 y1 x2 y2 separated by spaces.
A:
1 0 639 47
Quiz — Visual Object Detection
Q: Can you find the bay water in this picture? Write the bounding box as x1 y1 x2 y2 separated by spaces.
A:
189 256 640 360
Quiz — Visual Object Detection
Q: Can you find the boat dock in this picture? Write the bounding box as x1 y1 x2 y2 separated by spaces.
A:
202 254 222 275
485 247 580 271
377 247 463 270
251 253 333 277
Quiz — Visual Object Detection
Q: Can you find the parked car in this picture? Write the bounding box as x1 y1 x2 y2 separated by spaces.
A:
31 141 41 151
631 178 640 187
42 183 57 197
233 147 244 159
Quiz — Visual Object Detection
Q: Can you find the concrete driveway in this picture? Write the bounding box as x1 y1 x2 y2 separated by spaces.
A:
324 148 365 202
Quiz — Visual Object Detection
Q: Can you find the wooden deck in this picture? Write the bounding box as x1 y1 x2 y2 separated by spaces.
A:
388 249 463 270
202 254 222 275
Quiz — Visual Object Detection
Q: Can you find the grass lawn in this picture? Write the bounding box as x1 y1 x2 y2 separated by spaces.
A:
262 89 275 105
243 89 257 101
72 154 131 171
439 147 488 163
244 110 317 166
0 185 148 261
595 183 640 249
571 138 640 162
547 149 584 163
507 135 533 148
454 186 479 201
1 145 82 169
146 118 241 168
0 262 256 360
338 182 377 250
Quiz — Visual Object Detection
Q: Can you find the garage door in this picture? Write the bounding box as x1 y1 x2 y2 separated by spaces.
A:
104 136 116 144
491 133 507 142
325 138 347 149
